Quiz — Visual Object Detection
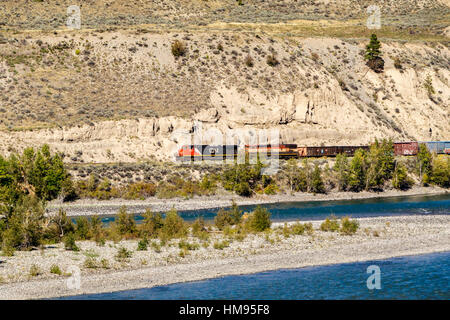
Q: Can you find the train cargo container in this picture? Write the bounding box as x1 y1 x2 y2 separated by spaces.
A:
245 144 298 159
393 142 419 156
297 146 368 157
419 141 448 154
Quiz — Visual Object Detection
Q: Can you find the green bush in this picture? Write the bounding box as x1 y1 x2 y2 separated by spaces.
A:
137 237 149 251
340 217 359 235
290 222 306 235
431 155 449 188
214 201 242 230
246 206 271 232
311 164 325 193
320 215 340 232
75 216 90 240
178 240 200 251
63 233 80 251
115 247 132 261
392 162 414 190
50 264 62 275
159 209 187 239
213 240 230 250
139 209 164 238
114 206 137 237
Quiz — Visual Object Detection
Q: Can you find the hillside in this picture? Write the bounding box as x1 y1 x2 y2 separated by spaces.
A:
0 1 448 162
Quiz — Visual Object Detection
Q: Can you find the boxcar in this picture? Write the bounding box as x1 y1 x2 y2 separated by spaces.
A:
245 144 298 159
419 141 448 154
176 145 238 161
394 142 419 156
297 146 368 157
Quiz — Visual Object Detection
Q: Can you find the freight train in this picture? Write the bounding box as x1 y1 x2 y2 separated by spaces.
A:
175 141 450 162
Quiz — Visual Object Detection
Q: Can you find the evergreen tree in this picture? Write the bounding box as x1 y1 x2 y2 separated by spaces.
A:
348 149 366 192
311 164 325 194
365 34 381 61
416 143 432 185
392 161 413 190
364 34 384 73
334 154 349 191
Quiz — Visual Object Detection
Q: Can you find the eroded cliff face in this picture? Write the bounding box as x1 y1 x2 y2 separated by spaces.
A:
0 34 448 163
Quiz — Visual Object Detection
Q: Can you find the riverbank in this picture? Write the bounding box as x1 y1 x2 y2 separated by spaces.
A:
47 186 449 217
0 214 449 300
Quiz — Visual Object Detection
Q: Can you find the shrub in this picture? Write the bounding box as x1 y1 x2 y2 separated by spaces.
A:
140 209 164 238
431 155 449 188
63 233 79 251
114 206 137 237
340 217 359 235
159 209 187 239
192 217 205 234
423 74 435 96
320 215 340 232
266 54 279 66
50 264 62 275
171 40 186 57
246 206 271 232
123 182 156 200
290 222 306 235
178 240 199 251
213 240 230 250
151 241 161 253
49 209 75 240
235 181 251 197
392 162 414 190
311 164 325 193
214 201 242 230
303 222 314 235
393 57 402 70
29 264 40 277
115 247 132 261
84 257 99 269
137 237 149 251
75 216 90 240
244 55 254 67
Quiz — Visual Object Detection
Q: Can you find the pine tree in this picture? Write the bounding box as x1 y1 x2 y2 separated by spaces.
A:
334 154 349 191
365 34 384 73
365 34 381 61
416 143 432 185
311 164 325 194
348 149 366 192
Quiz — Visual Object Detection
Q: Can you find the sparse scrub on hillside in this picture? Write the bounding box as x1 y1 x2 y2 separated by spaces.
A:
171 40 186 57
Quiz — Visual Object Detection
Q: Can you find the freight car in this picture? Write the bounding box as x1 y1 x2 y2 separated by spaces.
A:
393 142 419 156
420 141 449 154
297 146 369 157
245 144 298 159
176 145 239 161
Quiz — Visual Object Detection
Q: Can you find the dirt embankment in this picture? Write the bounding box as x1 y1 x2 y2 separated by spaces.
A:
0 32 448 162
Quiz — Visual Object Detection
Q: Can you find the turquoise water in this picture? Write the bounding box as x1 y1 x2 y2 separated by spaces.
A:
98 193 450 224
60 251 450 300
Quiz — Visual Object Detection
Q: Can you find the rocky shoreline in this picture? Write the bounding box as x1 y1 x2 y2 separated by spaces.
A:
47 186 449 217
0 214 449 300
